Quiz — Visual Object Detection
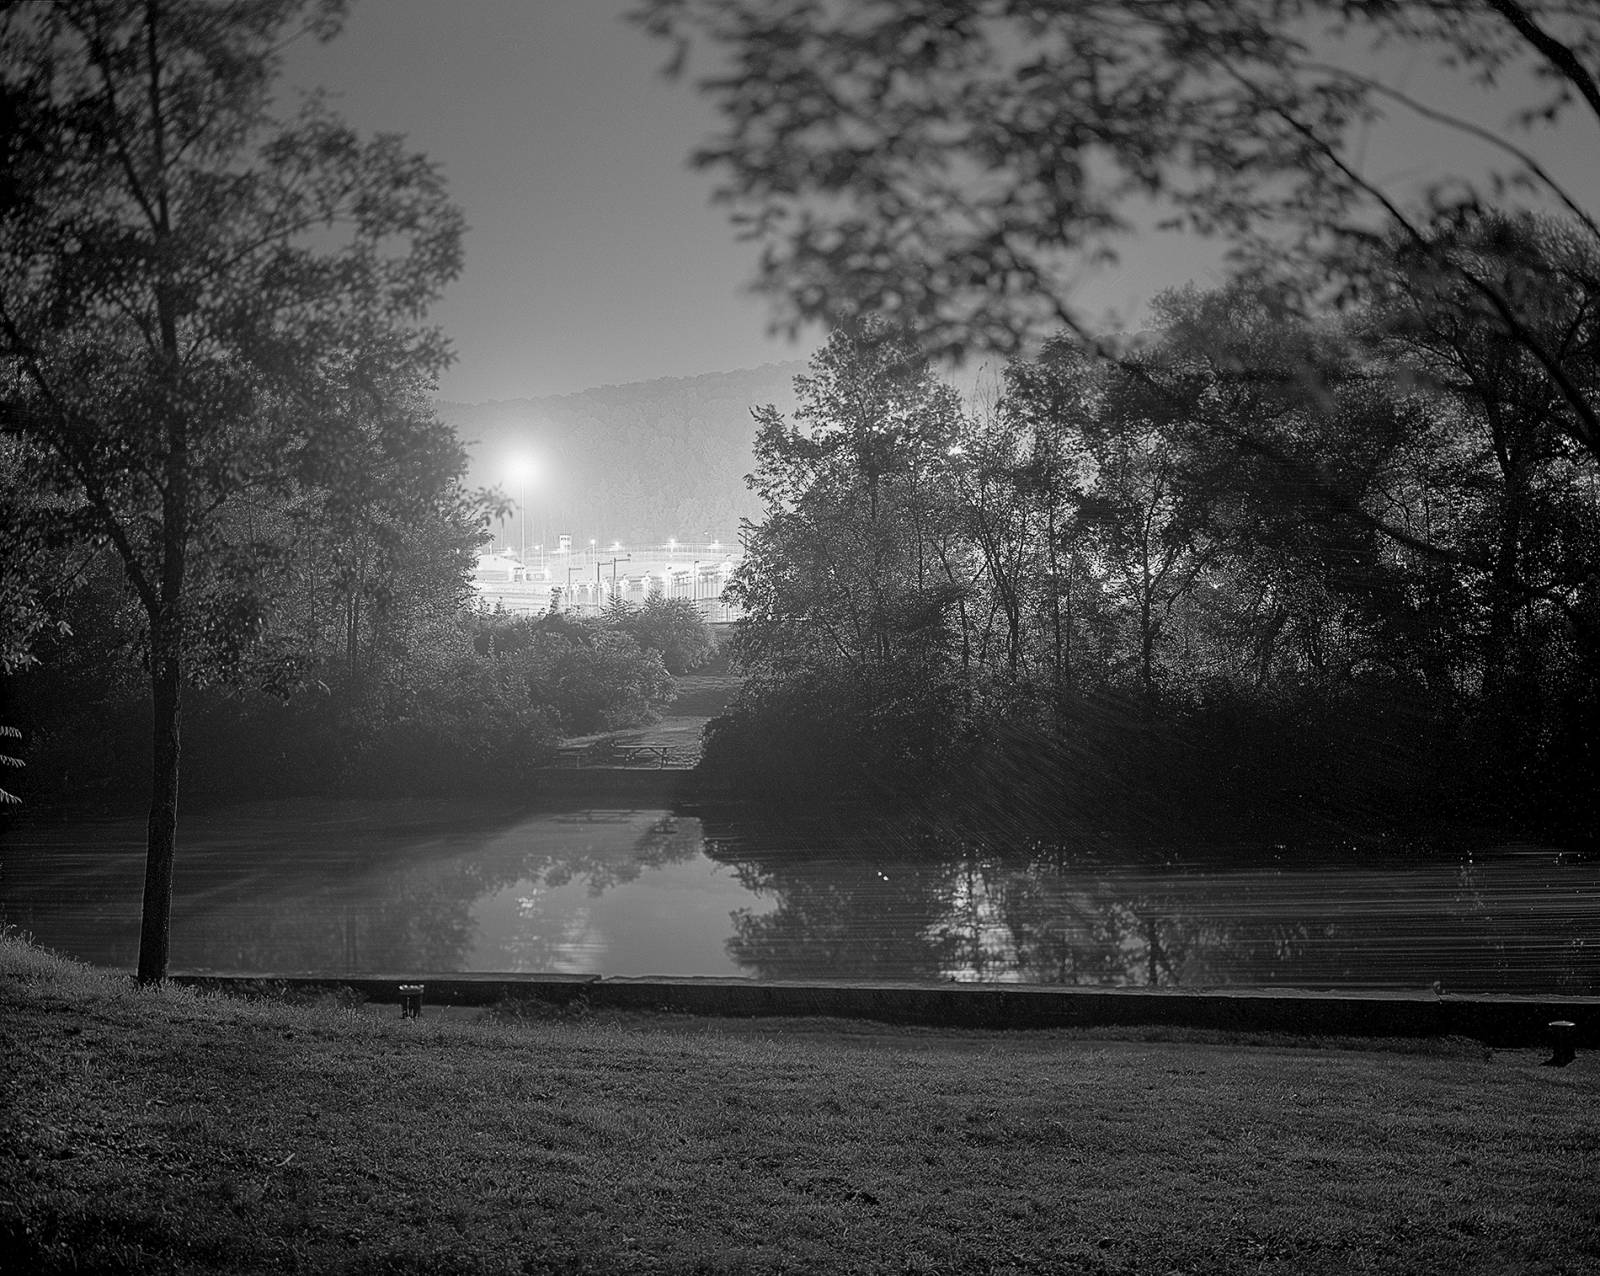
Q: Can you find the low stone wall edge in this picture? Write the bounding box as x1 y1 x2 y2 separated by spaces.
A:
165 973 1600 1049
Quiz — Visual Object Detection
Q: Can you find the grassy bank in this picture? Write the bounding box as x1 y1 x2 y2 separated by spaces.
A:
3 936 1597 1274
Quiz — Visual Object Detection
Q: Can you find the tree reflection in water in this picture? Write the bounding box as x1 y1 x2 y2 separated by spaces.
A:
489 812 704 972
725 856 961 980
15 802 706 976
196 809 705 976
10 803 1597 990
171 804 559 974
707 821 1600 994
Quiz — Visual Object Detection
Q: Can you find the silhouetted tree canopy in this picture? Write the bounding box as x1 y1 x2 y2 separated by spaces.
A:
634 1 1600 464
0 0 465 982
642 1 1598 838
710 273 1598 838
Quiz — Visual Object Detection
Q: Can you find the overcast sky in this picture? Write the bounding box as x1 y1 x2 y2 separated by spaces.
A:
279 0 1231 404
280 0 800 403
282 3 1594 406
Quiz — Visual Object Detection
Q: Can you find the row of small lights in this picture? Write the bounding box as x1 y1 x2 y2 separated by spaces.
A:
565 571 725 590
498 560 732 582
507 539 727 555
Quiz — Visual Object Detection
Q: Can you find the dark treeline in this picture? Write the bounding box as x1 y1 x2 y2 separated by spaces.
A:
705 215 1600 846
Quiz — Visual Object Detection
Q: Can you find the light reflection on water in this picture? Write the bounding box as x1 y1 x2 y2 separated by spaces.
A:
1 799 1595 993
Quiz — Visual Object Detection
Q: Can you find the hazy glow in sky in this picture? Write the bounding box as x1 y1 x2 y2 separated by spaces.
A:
279 0 1222 403
282 2 1595 405
282 0 804 402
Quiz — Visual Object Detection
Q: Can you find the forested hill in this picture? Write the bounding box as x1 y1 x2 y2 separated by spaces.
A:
437 362 804 547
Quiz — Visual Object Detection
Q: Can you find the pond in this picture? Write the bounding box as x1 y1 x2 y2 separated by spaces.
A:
2 798 1595 994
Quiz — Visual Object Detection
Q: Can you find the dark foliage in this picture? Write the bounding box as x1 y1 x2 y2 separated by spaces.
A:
702 277 1599 845
606 595 716 675
12 572 679 806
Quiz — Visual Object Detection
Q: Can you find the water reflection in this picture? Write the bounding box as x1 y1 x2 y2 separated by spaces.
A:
3 802 730 976
3 800 1594 993
706 824 1600 995
726 856 960 980
468 812 727 973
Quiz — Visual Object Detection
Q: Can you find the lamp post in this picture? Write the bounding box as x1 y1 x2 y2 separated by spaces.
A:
601 555 631 592
506 455 536 566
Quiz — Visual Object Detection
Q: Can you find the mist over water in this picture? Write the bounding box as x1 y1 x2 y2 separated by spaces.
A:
3 799 1594 994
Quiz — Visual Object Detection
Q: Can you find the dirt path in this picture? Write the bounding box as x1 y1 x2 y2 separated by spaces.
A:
560 668 742 768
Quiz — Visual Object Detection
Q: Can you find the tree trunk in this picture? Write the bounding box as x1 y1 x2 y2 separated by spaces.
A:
1047 505 1064 709
1139 591 1157 703
136 619 182 984
347 589 360 686
1482 488 1524 701
1059 547 1073 706
137 5 185 987
1255 605 1289 688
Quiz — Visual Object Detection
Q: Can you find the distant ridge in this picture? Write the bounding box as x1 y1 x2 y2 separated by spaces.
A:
435 363 805 547
436 360 807 417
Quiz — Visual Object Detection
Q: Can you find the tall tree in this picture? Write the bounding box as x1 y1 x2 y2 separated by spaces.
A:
634 3 1600 712
716 322 970 797
733 321 966 680
985 340 1099 706
0 0 464 982
1361 213 1600 674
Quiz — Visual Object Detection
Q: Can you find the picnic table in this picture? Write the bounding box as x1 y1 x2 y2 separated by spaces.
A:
555 742 599 767
610 743 677 768
553 741 677 768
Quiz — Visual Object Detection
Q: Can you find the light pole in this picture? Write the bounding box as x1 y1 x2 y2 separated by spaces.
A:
600 555 631 600
506 454 536 566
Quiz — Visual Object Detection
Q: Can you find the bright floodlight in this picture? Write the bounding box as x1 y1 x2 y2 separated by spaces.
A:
505 454 536 487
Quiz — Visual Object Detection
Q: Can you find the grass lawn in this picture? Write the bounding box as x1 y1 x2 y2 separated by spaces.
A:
3 933 1598 1274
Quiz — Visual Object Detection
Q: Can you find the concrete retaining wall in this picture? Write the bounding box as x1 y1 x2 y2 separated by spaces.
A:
168 972 1599 1049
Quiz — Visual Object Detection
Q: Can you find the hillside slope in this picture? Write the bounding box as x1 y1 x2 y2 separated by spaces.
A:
439 362 802 547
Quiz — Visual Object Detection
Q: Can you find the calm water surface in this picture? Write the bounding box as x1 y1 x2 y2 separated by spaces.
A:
2 798 1595 993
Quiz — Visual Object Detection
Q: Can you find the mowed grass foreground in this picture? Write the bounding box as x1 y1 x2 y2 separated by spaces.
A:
3 936 1597 1275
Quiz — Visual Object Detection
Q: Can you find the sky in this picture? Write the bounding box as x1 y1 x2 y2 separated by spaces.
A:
281 2 1596 407
282 0 808 403
279 0 1232 404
